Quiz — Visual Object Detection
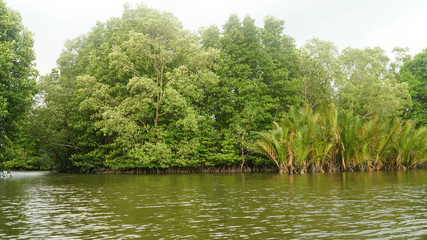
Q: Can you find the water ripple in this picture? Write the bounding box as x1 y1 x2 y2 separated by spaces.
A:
0 170 426 239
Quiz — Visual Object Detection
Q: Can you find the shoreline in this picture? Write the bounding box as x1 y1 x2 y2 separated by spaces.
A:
5 163 426 175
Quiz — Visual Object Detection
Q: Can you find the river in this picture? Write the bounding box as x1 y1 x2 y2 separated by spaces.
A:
0 170 426 239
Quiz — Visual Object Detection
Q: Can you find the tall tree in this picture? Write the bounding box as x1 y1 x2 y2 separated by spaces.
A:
336 47 410 119
300 38 339 106
0 0 37 167
200 15 301 167
38 4 219 171
398 49 427 127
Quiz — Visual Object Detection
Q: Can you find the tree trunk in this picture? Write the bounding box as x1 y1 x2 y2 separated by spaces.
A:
240 146 245 170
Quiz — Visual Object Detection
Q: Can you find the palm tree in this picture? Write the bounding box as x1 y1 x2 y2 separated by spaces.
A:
255 103 426 174
254 122 290 174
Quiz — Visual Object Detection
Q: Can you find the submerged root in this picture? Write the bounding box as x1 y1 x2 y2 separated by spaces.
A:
97 165 278 174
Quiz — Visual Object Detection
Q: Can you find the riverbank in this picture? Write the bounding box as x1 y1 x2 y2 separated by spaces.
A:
4 160 426 175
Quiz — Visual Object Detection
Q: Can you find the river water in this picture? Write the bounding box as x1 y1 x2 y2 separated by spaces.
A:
0 170 426 239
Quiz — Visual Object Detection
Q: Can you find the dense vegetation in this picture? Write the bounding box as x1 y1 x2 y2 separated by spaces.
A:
255 103 426 174
1 3 426 173
0 1 37 172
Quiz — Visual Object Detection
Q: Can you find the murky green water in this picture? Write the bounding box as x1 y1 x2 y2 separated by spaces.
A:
0 170 426 239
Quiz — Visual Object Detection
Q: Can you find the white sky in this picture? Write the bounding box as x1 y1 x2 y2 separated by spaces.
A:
4 0 427 75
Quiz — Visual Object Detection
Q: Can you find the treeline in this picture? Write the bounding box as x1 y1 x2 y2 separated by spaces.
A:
1 3 426 173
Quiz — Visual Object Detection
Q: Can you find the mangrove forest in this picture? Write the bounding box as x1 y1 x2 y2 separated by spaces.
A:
1 2 426 174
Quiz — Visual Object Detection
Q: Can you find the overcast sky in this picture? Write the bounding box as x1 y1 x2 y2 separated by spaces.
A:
5 0 427 75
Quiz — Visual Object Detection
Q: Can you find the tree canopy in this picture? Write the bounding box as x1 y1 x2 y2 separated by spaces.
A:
3 4 425 173
398 50 427 127
0 0 37 167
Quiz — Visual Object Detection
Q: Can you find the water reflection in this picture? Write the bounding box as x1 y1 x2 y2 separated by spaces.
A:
0 170 426 239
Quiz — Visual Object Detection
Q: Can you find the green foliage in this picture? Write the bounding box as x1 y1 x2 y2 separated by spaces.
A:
255 103 427 174
337 47 410 119
23 70 78 171
31 4 225 171
8 4 425 174
28 8 302 172
200 14 301 168
0 0 37 170
3 110 54 170
301 39 411 120
300 38 338 106
398 49 427 127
